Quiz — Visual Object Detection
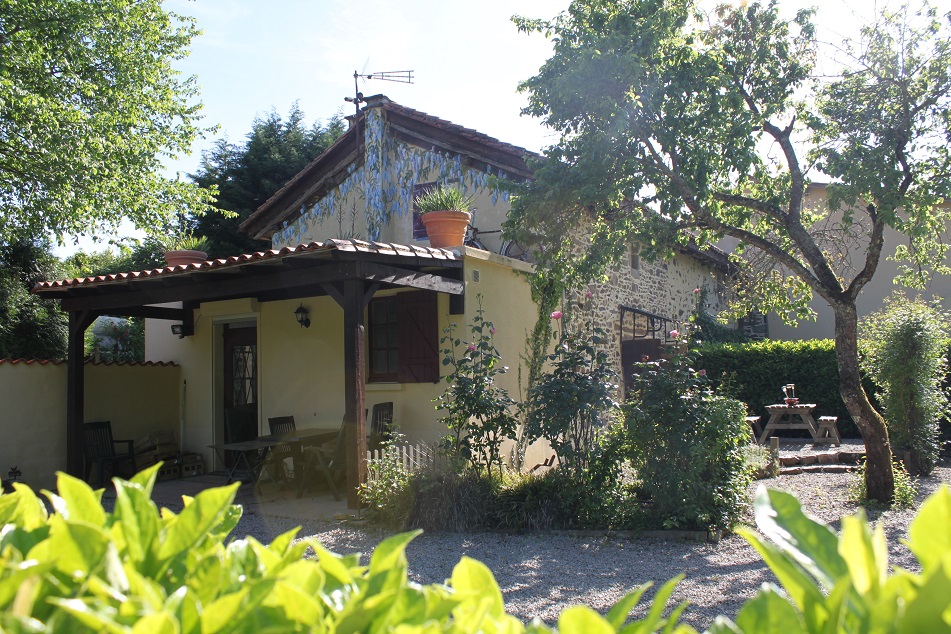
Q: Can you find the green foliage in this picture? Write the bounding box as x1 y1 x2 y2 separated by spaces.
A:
0 236 68 360
404 466 499 533
9 473 950 633
413 185 475 214
526 306 619 479
158 232 210 254
860 295 949 475
0 0 215 243
849 459 918 511
691 285 747 344
357 438 414 530
85 317 146 364
698 339 865 438
189 105 345 257
436 299 518 479
62 238 166 278
721 485 951 634
620 337 752 530
514 0 951 502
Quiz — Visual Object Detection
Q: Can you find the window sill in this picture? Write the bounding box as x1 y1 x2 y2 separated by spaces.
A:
366 383 405 392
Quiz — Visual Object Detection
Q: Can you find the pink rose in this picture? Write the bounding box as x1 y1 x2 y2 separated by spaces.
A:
489 326 496 334
693 287 701 293
551 311 563 320
585 290 593 299
467 343 476 352
698 369 707 377
669 329 680 338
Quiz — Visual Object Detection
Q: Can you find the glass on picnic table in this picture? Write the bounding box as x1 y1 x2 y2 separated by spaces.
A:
782 383 798 405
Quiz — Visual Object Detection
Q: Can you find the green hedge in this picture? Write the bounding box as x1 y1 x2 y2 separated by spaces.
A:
696 340 879 438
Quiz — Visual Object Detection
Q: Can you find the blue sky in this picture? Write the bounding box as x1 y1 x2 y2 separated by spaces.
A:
56 0 876 255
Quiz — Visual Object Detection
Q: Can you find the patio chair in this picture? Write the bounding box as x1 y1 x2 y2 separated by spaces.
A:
83 421 136 488
368 402 394 453
297 422 346 500
267 415 297 483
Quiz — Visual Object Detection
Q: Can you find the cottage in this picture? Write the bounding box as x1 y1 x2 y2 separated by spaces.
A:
33 96 731 503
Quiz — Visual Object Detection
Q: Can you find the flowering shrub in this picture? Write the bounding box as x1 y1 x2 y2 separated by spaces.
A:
620 329 751 530
435 298 517 479
526 308 619 480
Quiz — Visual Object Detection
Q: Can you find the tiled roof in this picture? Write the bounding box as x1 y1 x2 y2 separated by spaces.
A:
33 239 460 293
381 100 541 165
0 358 178 367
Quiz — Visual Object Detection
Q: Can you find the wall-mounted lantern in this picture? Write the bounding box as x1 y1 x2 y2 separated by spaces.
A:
295 304 311 328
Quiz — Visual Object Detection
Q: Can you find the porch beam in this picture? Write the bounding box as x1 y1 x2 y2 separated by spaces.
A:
355 261 464 295
66 310 97 478
99 306 190 321
341 278 367 509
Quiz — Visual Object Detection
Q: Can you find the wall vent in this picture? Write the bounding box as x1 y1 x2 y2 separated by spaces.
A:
472 269 481 283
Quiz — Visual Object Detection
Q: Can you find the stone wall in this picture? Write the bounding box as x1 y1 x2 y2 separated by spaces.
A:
577 246 730 379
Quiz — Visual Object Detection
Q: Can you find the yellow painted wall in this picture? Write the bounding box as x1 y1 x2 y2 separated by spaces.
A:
142 251 544 470
0 362 181 490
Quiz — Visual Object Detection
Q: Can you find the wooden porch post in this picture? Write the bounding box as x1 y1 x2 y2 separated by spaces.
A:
342 278 367 508
66 310 95 478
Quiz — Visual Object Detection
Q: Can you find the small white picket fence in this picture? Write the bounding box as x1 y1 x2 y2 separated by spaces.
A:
365 442 441 482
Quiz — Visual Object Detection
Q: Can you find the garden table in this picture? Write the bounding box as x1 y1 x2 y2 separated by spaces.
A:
757 403 819 444
209 427 338 491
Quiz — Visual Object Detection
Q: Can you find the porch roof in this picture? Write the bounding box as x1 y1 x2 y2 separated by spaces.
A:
32 238 465 316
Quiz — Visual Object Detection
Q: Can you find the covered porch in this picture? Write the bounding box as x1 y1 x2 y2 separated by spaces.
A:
34 239 465 507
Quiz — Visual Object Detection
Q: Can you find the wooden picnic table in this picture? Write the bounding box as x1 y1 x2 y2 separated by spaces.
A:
758 403 819 444
209 427 339 491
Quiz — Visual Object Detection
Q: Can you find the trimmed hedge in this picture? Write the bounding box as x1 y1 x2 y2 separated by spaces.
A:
696 339 878 438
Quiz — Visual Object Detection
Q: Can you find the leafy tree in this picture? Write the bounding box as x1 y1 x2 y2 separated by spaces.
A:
189 105 345 257
0 236 68 359
0 0 213 243
860 294 949 476
512 0 951 501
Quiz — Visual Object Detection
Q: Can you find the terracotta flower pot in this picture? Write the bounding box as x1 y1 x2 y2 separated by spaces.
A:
421 210 471 248
164 250 208 267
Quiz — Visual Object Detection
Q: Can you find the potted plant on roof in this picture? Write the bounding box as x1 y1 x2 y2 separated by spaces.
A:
161 232 209 267
415 185 473 248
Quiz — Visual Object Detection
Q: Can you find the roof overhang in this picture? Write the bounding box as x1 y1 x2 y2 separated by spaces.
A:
33 240 464 318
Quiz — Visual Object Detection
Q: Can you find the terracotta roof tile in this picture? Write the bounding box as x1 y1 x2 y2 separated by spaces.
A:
33 239 460 292
381 100 541 164
0 358 178 367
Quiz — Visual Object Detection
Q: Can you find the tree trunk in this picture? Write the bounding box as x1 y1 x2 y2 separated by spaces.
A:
832 301 894 502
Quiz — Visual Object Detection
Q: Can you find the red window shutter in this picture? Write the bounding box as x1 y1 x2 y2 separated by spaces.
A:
397 291 439 383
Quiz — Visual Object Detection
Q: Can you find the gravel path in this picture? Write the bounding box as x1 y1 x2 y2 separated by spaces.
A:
230 461 950 631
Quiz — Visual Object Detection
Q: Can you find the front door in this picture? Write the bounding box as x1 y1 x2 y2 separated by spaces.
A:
222 325 257 467
224 325 257 411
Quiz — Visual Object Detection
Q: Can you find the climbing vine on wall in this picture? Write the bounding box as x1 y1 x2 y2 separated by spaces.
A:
273 108 513 246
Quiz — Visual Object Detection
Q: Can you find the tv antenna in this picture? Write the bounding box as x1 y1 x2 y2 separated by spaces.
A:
345 69 414 115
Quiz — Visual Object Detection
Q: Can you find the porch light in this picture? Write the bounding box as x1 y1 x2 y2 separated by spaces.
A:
295 304 311 328
170 324 184 338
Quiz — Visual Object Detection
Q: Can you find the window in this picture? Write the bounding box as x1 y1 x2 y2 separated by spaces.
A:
630 244 640 270
412 182 437 240
368 291 439 383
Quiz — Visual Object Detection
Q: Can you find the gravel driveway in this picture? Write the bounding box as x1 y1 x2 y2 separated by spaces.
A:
234 462 950 630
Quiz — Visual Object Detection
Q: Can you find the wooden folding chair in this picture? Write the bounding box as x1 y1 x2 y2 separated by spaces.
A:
267 415 297 483
83 421 136 488
368 402 394 452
